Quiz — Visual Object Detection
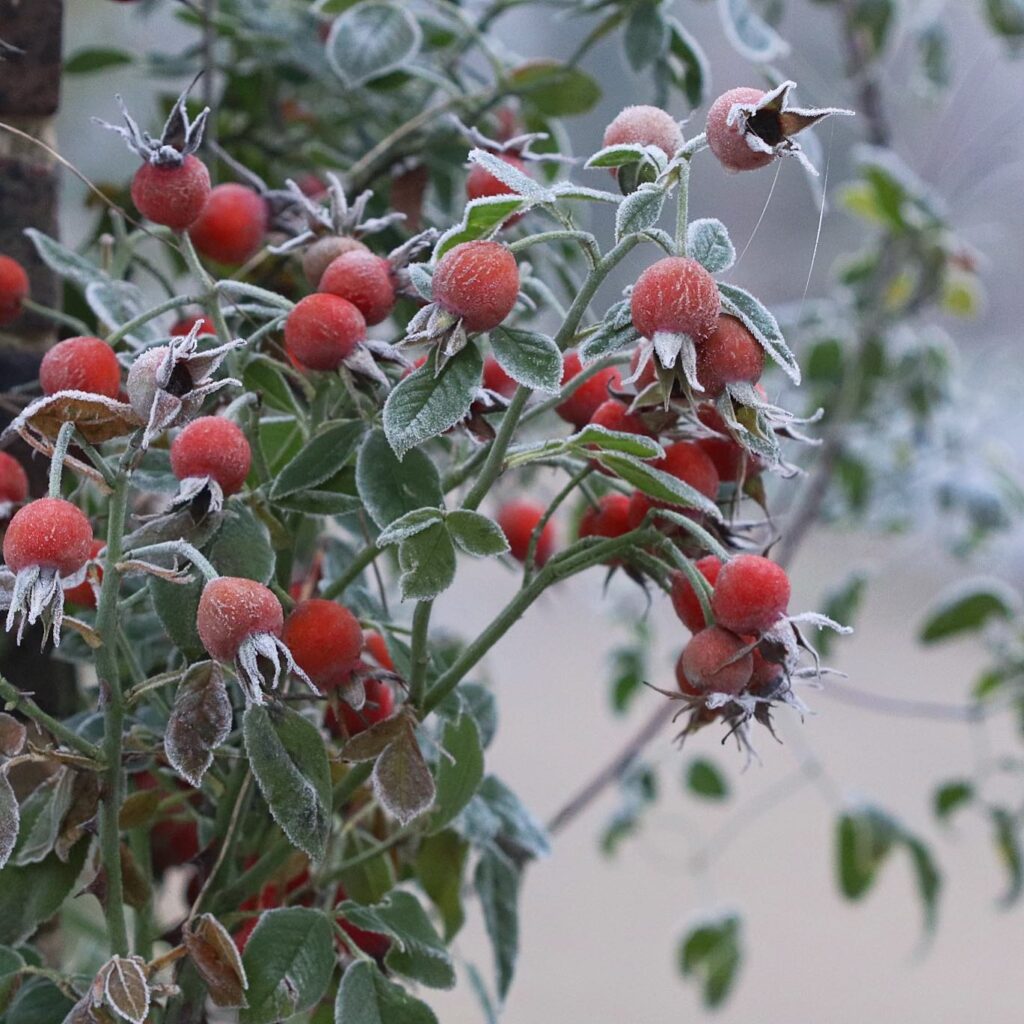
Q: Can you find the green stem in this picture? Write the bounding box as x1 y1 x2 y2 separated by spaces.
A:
20 298 90 336
320 544 381 600
48 422 75 497
178 232 233 348
408 601 433 708
523 463 593 582
462 386 531 511
675 157 691 254
422 529 652 714
509 230 600 263
95 462 132 956
105 294 199 347
0 675 102 761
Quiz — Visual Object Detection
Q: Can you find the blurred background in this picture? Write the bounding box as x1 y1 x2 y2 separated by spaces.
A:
50 0 1024 1019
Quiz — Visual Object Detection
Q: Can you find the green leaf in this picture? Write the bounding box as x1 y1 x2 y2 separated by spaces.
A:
836 808 898 901
239 908 335 1024
984 0 1024 39
341 891 455 989
933 781 973 821
270 420 365 498
919 580 1018 643
686 759 729 801
585 144 648 170
475 847 520 1001
356 429 443 529
337 829 396 905
24 228 105 289
916 22 951 92
5 975 74 1023
718 0 789 61
383 346 483 460
819 571 867 657
434 197 526 260
0 944 25 1014
398 522 457 601
209 501 277 585
624 2 669 71
905 836 942 932
149 577 203 659
334 961 439 1024
371 718 436 825
666 17 709 108
459 776 550 860
718 283 800 385
85 279 162 344
595 451 720 519
616 184 665 242
992 808 1023 906
0 774 18 870
243 704 332 860
678 914 742 1008
489 327 562 393
445 510 509 558
569 425 663 460
508 60 601 116
686 218 735 273
376 508 446 548
65 48 132 73
459 684 498 748
243 358 302 416
325 2 422 87
0 842 88 945
415 830 468 941
431 714 485 832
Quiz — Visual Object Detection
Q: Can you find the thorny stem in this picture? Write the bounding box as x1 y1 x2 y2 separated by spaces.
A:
95 454 133 956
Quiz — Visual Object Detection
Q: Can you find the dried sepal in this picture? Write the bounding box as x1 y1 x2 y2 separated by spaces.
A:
165 661 233 786
3 391 141 446
183 913 249 1008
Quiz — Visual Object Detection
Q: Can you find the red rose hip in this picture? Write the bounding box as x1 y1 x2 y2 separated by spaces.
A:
39 336 121 398
679 626 753 695
302 236 369 287
466 154 529 224
603 105 683 158
578 493 632 541
0 452 29 506
285 293 366 371
170 416 252 496
711 554 790 634
319 250 396 326
3 498 94 576
131 154 212 231
497 499 554 566
695 315 764 398
556 353 622 429
432 240 519 333
283 599 364 692
196 576 284 663
0 255 29 325
631 257 721 343
189 183 268 265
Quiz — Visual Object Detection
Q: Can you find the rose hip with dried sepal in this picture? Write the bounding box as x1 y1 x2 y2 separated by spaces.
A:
39 337 122 399
96 87 212 230
2 497 94 646
0 255 29 325
196 576 311 704
169 416 252 514
679 626 753 695
189 183 269 265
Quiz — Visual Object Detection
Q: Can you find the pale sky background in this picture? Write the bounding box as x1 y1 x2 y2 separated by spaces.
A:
56 1 1024 1020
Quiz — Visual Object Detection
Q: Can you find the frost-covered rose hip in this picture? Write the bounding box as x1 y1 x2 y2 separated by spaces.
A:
497 500 555 566
189 183 268 265
603 105 683 159
670 555 722 633
588 398 652 438
39 337 121 398
363 631 394 672
631 257 720 343
170 416 252 501
706 88 776 173
482 356 516 398
556 352 622 429
196 576 309 702
679 626 753 695
63 540 105 610
319 250 396 326
132 155 211 231
283 599 364 692
432 240 519 333
171 314 214 338
302 236 369 287
695 315 764 398
0 255 29 325
284 293 366 371
3 498 93 576
327 676 395 738
0 452 29 508
711 554 790 634
2 498 94 645
578 493 632 541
